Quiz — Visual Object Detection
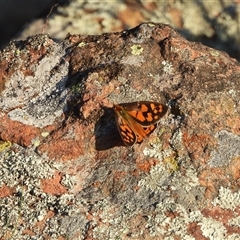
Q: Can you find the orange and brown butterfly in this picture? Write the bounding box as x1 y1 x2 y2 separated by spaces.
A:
113 101 168 146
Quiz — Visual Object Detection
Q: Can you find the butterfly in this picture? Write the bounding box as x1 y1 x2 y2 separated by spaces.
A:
114 101 168 146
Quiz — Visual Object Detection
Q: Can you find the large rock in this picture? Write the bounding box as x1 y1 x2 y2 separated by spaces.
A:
0 23 240 239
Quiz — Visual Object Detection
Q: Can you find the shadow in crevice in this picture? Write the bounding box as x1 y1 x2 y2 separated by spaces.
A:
94 106 124 151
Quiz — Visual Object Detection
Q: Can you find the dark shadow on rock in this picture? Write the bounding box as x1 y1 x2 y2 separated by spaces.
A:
95 106 124 150
168 94 185 121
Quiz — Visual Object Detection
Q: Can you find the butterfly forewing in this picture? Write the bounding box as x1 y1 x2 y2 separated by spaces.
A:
119 101 168 126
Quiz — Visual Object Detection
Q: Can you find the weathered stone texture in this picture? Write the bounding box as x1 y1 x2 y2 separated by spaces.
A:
0 23 240 239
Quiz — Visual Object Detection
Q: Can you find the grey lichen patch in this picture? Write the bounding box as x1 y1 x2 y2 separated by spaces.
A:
199 217 227 240
228 216 240 228
161 60 173 74
0 145 55 187
228 89 238 99
120 54 145 66
143 128 170 156
208 130 240 167
138 147 211 238
0 146 59 238
91 199 136 240
146 196 240 239
146 191 240 239
146 199 202 238
141 133 183 191
112 76 157 104
143 144 168 159
227 234 240 240
61 174 77 190
89 196 164 240
0 145 91 239
0 42 69 128
138 163 171 193
169 128 183 152
212 186 240 210
144 141 180 173
176 166 200 192
59 211 89 239
140 151 201 198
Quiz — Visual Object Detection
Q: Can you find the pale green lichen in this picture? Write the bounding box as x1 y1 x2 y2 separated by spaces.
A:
130 45 143 55
210 50 220 57
0 141 12 153
41 131 49 137
33 139 41 147
212 186 240 210
78 42 87 47
147 23 155 27
163 155 179 172
71 83 83 93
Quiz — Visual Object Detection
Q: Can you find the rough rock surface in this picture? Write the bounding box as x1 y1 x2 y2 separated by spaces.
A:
0 23 240 239
16 1 240 61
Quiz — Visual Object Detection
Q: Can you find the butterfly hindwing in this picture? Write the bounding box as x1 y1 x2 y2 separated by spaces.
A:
135 124 157 143
116 113 137 146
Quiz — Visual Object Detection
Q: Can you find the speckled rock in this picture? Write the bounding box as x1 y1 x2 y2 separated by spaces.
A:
0 23 240 239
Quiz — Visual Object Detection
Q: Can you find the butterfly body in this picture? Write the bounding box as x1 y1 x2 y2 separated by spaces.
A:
114 101 168 146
